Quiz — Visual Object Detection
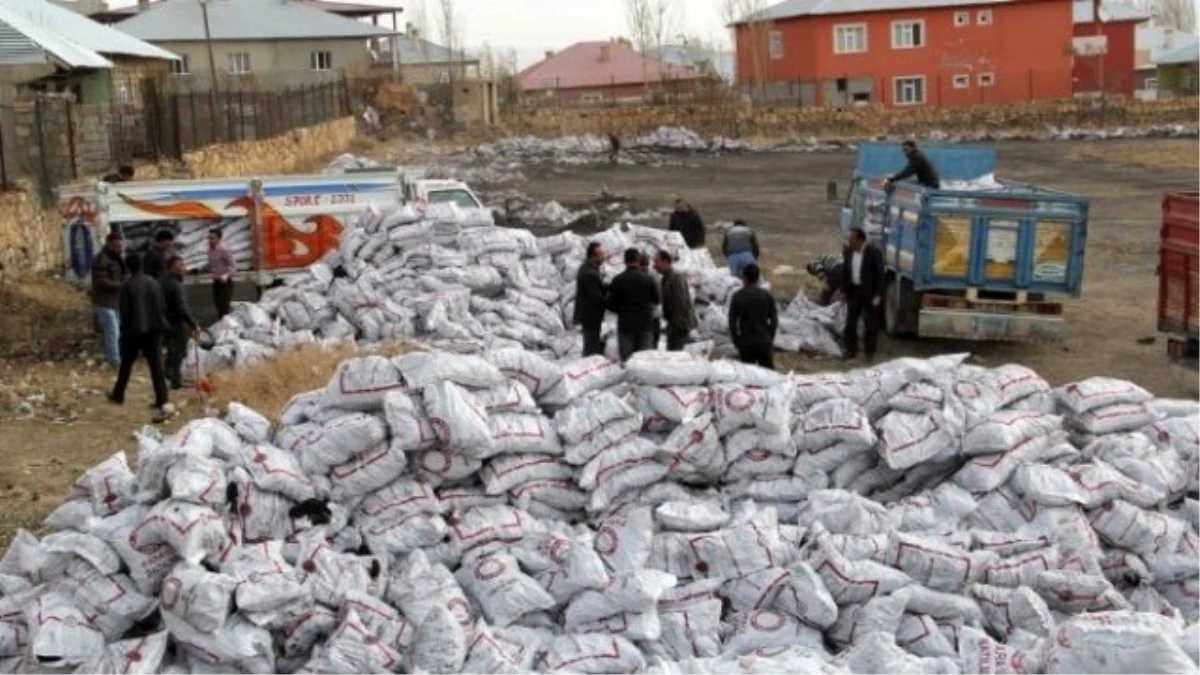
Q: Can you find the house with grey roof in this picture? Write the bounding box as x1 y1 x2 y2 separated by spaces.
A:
114 0 395 90
372 24 481 86
0 0 177 104
1134 22 1200 98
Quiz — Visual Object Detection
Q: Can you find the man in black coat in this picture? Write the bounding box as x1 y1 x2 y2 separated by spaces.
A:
883 140 941 190
669 198 706 250
728 263 778 370
654 250 697 351
607 247 661 362
143 229 176 280
109 253 171 423
162 256 200 390
842 227 886 361
573 242 608 357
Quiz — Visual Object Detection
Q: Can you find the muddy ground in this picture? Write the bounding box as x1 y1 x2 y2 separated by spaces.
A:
0 137 1195 547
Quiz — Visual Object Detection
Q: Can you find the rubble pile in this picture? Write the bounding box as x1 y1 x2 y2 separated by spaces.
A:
185 203 844 384
3 347 1198 673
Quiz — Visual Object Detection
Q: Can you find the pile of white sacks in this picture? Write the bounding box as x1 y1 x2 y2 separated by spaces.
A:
4 348 1198 673
186 202 843 382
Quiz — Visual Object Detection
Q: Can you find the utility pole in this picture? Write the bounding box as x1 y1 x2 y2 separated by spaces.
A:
201 0 222 139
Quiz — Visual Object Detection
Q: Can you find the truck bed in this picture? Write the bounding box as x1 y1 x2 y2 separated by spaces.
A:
1158 192 1199 356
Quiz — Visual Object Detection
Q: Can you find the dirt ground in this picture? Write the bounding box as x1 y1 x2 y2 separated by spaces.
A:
0 136 1195 547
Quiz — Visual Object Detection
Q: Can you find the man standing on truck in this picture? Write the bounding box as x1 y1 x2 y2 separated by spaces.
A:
108 253 171 424
208 229 236 319
91 233 126 370
608 247 661 362
143 229 176 280
722 219 761 278
728 263 778 370
669 198 706 250
654 250 697 351
843 227 886 361
162 256 200 390
574 242 608 357
883 140 940 190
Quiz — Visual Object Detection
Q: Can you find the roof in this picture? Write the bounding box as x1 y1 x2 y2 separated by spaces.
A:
731 0 1031 23
116 0 394 42
1072 0 1149 24
1136 24 1200 69
380 34 476 65
0 0 175 68
650 44 735 81
91 0 396 23
517 41 700 91
1157 41 1200 65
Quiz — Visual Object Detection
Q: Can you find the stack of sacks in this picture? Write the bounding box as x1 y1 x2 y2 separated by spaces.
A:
116 219 253 274
5 348 1197 674
185 202 843 383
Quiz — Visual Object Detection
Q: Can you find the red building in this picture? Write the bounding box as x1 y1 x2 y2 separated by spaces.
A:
1071 1 1149 97
517 41 704 105
731 0 1077 107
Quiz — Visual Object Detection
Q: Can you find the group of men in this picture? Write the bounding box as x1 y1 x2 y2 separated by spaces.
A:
91 225 236 423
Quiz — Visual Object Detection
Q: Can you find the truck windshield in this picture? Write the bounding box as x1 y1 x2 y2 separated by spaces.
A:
427 189 480 209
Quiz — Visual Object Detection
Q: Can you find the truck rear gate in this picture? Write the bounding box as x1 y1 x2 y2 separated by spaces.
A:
1158 191 1199 363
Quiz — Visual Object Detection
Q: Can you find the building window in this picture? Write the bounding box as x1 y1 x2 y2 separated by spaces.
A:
579 93 604 104
769 30 784 60
952 74 970 89
169 55 190 75
228 52 251 75
893 75 926 105
979 72 995 87
891 20 926 49
834 24 868 54
954 11 969 27
1145 77 1159 90
311 51 333 71
977 9 993 25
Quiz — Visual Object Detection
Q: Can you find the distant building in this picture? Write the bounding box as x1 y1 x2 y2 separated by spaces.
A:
0 0 176 104
80 0 399 25
1155 40 1200 96
648 43 735 82
1071 0 1149 97
517 40 705 105
729 0 1077 107
373 25 482 85
1134 23 1200 98
114 0 394 90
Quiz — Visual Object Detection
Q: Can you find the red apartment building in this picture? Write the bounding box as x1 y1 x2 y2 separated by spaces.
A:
732 0 1077 107
1072 1 1148 97
517 41 704 105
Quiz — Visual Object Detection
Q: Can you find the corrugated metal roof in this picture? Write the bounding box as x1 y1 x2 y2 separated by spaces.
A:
733 0 1030 24
2 0 176 62
1157 41 1200 65
116 0 394 42
1071 0 1149 24
0 4 112 68
517 41 700 91
1137 24 1200 69
381 34 459 65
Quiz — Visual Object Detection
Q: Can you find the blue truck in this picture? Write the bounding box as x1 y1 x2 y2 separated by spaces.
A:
839 143 1089 342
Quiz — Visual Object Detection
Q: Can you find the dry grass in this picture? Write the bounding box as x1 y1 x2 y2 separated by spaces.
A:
1067 138 1198 171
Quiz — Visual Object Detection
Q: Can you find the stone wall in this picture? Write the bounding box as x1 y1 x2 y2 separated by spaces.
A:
0 116 357 276
501 97 1200 139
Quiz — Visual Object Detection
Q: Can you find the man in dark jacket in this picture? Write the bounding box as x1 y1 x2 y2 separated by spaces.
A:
842 227 886 361
722 220 761 278
143 229 176 280
883 140 941 190
607 247 661 362
91 232 126 369
669 198 706 250
728 263 778 370
109 253 171 423
653 250 696 351
573 242 608 357
162 256 200 390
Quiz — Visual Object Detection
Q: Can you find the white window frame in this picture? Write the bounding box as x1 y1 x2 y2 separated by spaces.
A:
954 10 970 27
769 30 784 60
892 75 926 105
891 19 926 49
833 23 868 54
1145 76 1159 90
952 74 970 89
170 54 190 75
978 72 995 87
227 52 251 75
977 8 993 25
578 93 604 104
311 50 333 71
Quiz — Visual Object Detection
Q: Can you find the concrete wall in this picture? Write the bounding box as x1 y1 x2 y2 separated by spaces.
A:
156 38 371 90
0 116 356 275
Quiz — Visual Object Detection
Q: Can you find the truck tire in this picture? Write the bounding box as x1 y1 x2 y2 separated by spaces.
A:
885 276 918 338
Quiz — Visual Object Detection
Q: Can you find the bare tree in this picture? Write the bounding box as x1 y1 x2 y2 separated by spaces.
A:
719 0 772 97
1133 0 1197 31
648 0 680 85
626 0 654 93
409 0 430 59
435 0 465 121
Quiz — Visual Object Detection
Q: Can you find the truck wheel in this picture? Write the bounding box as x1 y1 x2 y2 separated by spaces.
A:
885 276 918 338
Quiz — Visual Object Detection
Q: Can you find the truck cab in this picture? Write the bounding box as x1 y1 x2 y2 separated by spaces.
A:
838 143 1089 343
403 178 483 209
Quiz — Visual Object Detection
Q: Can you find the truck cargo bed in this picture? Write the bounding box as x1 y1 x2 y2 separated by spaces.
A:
1158 191 1199 362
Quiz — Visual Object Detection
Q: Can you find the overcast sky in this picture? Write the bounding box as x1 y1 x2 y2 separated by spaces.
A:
107 0 733 68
